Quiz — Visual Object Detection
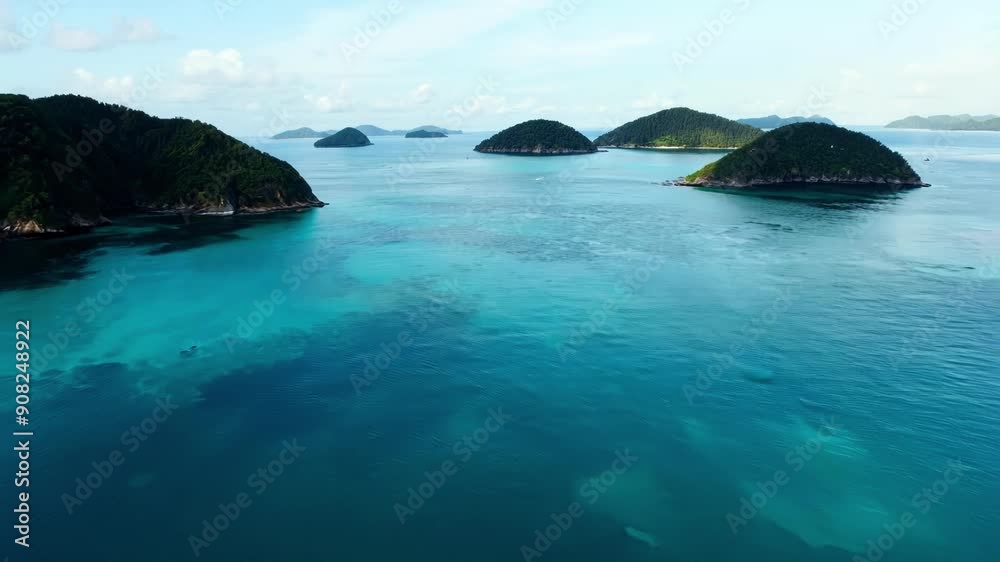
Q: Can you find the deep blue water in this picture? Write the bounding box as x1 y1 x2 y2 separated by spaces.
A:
1 128 998 561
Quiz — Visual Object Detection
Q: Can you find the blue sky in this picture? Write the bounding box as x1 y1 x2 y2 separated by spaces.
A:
1 0 997 136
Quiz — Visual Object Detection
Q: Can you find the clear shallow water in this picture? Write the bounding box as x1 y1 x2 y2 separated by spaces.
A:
1 128 998 561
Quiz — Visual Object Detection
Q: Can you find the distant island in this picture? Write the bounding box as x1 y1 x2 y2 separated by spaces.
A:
737 115 835 128
680 123 925 189
474 120 597 155
405 129 447 138
272 127 336 139
1 94 324 237
886 114 1000 131
314 127 373 148
595 107 762 149
274 124 463 139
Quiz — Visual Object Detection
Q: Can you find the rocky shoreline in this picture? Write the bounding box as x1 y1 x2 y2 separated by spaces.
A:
475 146 597 155
676 175 929 188
1 200 327 239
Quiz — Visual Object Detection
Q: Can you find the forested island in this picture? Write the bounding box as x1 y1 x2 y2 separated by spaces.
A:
680 123 925 189
737 115 835 128
314 127 373 148
474 120 597 155
1 94 324 237
595 108 762 149
405 130 447 138
886 114 1000 131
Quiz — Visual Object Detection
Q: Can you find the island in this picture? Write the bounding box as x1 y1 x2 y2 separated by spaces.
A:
474 120 597 155
275 124 464 139
737 115 835 128
314 127 373 148
408 125 462 135
406 129 447 139
886 114 1000 131
271 127 335 139
355 124 406 136
594 108 762 149
1 94 325 237
679 123 926 189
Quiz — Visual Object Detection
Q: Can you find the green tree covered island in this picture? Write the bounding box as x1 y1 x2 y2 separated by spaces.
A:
1 94 324 236
681 123 925 188
314 127 373 148
595 108 762 148
474 120 597 155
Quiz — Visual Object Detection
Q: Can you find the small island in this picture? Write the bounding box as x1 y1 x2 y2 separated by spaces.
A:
886 114 1000 131
595 107 762 149
272 127 335 139
405 129 447 139
679 123 926 189
474 120 597 155
1 94 325 237
314 127 373 148
737 115 835 128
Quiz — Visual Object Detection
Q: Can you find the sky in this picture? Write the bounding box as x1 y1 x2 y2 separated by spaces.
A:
1 0 998 137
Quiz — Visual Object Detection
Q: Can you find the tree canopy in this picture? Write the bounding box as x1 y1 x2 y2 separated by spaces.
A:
595 107 762 148
684 122 924 187
1 94 321 233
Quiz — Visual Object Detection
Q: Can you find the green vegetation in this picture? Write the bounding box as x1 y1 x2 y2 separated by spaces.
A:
405 130 447 138
474 120 596 155
594 108 762 148
682 123 924 188
1 94 322 235
314 127 373 148
886 114 1000 131
737 115 835 128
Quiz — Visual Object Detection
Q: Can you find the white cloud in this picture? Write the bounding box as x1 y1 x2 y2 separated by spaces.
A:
181 49 246 82
411 82 433 104
113 17 171 43
72 68 95 82
48 16 171 51
304 82 351 112
49 22 105 51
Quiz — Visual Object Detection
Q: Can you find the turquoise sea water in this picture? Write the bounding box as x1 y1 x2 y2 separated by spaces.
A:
2 128 998 561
